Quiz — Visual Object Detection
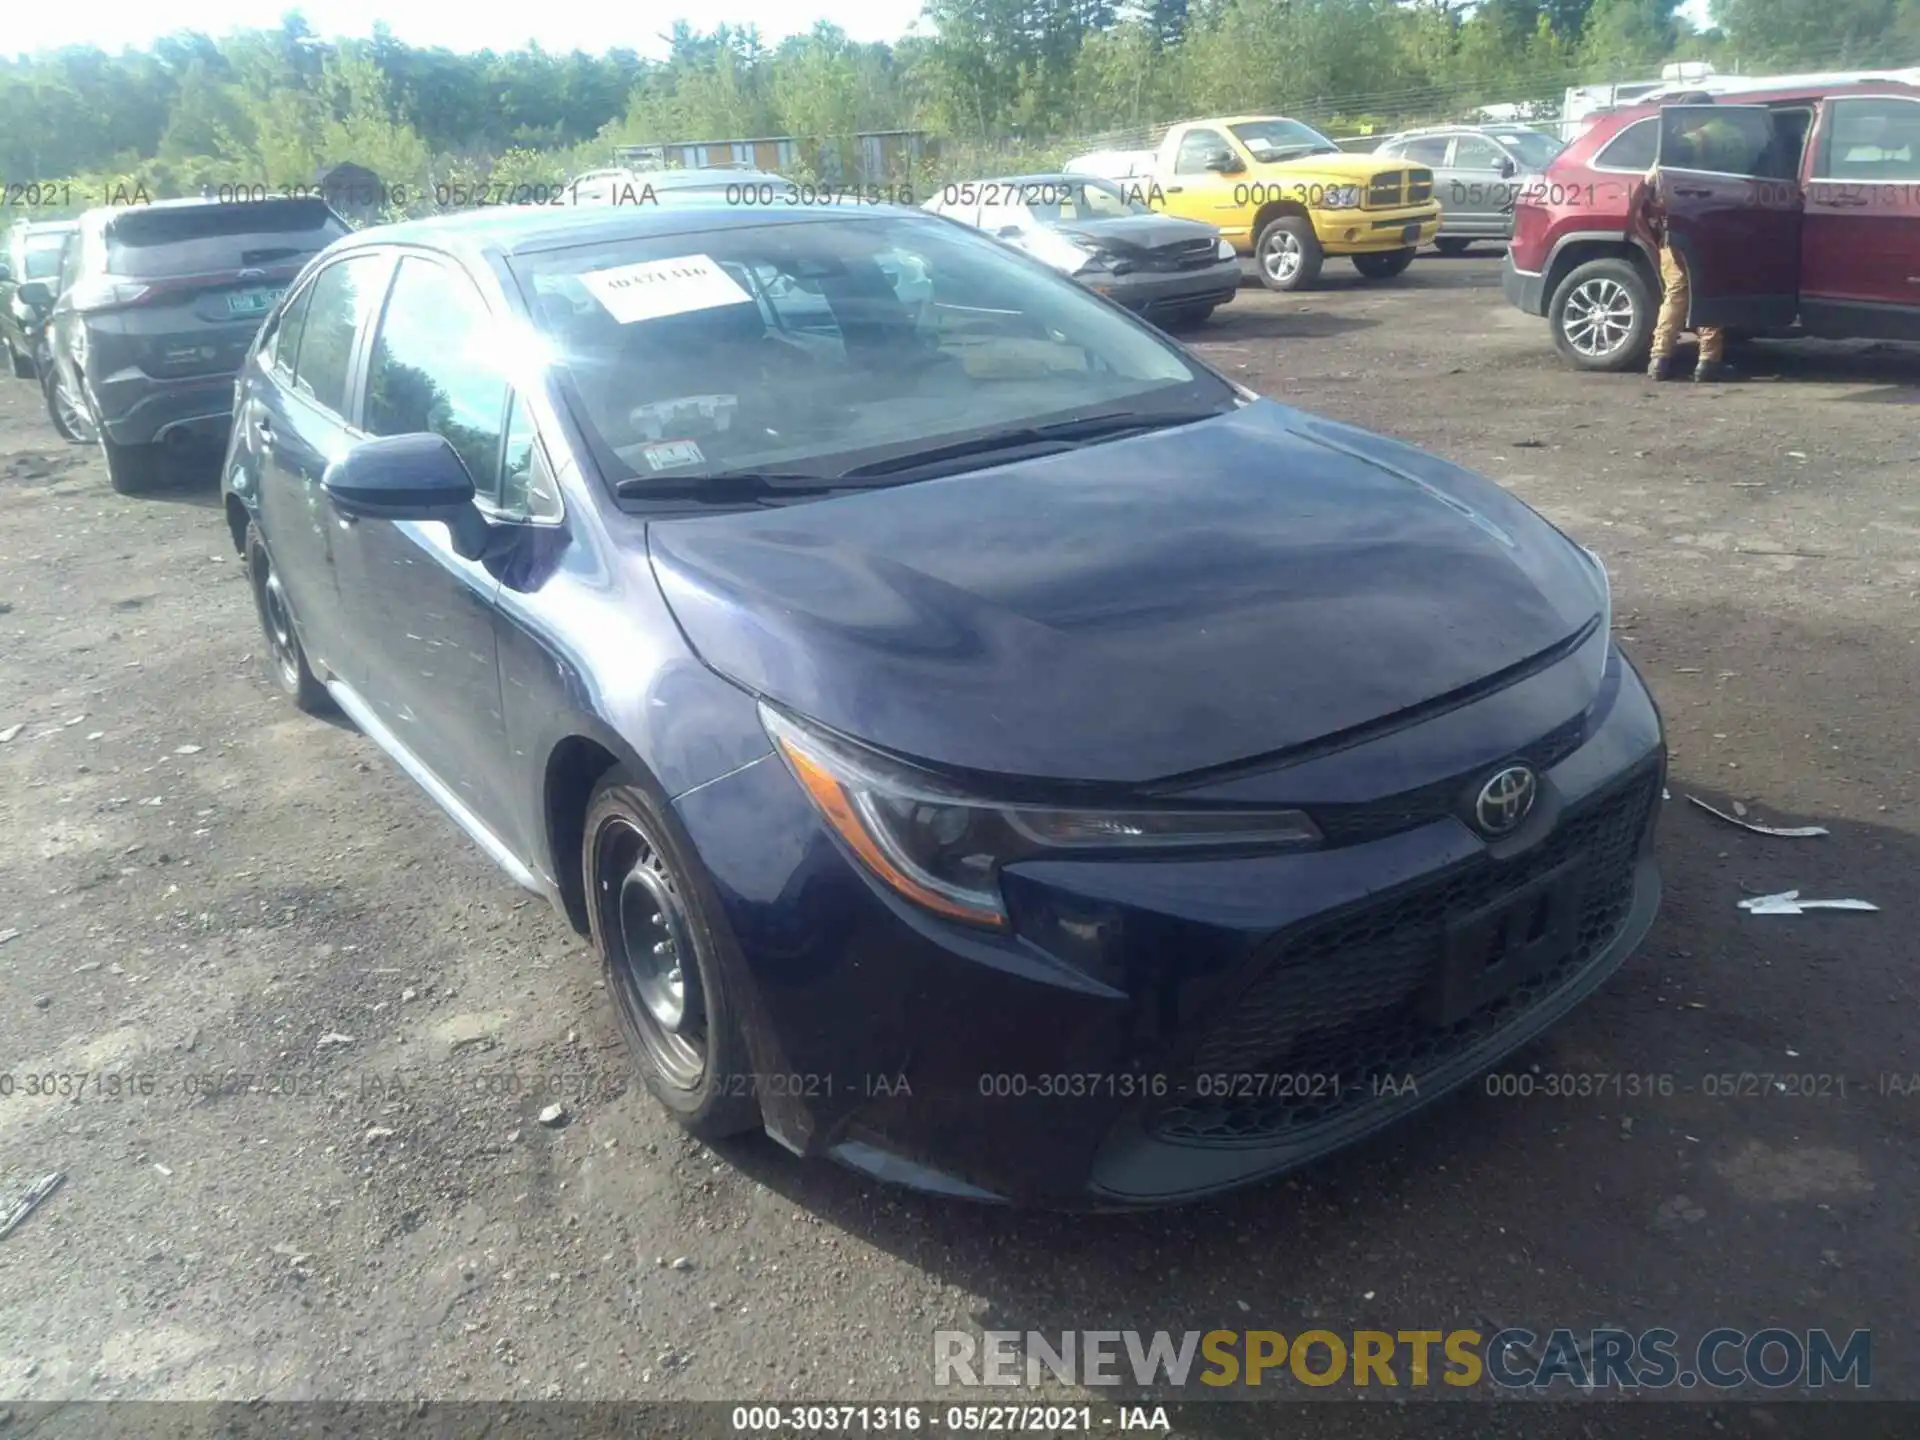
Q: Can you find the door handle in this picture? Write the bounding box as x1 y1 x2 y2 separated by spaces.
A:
1164 185 1185 194
1673 187 1711 198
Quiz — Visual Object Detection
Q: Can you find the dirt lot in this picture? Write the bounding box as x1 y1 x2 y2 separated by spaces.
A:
2 252 1917 1434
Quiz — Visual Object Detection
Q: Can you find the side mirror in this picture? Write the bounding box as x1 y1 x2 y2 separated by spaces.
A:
1204 152 1244 174
15 280 53 310
322 433 492 559
996 224 1023 239
1498 157 1517 178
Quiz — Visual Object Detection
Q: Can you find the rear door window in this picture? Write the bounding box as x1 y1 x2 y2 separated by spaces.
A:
104 199 348 278
22 234 69 280
288 254 391 419
1595 117 1659 171
1400 137 1452 167
263 281 316 379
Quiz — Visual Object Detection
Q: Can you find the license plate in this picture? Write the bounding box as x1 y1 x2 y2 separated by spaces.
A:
1423 857 1585 1027
226 287 285 318
1401 223 1420 243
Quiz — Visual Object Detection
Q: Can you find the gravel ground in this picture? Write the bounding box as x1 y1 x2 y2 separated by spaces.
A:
1 252 1916 1437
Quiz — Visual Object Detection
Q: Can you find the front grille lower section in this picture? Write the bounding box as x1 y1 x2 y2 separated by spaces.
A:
1139 237 1223 272
1311 712 1588 846
1147 766 1659 1146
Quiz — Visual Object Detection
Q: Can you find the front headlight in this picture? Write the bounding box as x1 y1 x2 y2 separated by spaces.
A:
1581 544 1613 685
763 706 1322 930
1215 237 1236 261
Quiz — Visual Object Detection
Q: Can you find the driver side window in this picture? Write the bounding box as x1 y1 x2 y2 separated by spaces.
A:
1175 129 1232 175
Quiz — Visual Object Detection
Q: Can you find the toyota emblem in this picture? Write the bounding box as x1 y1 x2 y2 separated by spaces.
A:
1474 765 1538 836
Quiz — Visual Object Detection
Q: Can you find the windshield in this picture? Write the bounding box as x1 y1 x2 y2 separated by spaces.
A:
1496 129 1565 170
22 233 71 279
510 213 1227 492
1021 177 1151 221
1228 119 1339 160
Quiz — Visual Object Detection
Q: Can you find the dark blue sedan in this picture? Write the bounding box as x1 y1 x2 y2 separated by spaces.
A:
220 198 1665 1207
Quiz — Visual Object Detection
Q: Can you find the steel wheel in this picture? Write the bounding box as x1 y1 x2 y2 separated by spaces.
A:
595 815 708 1092
258 565 302 692
1561 276 1637 360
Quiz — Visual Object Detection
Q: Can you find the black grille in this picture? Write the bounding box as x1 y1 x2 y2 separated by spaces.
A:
1366 171 1405 207
1148 765 1659 1145
1141 237 1222 272
1312 713 1589 846
1408 169 1434 203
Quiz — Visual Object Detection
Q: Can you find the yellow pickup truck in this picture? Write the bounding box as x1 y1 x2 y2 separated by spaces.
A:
1133 116 1442 291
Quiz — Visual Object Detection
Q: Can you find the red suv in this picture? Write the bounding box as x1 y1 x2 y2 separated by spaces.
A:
1504 81 1920 370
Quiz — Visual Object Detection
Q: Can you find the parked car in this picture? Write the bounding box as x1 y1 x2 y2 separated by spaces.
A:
566 165 793 205
1503 82 1920 370
1129 115 1442 290
42 196 350 492
222 200 1664 1208
1063 149 1158 181
0 218 77 379
924 173 1240 327
1372 124 1567 252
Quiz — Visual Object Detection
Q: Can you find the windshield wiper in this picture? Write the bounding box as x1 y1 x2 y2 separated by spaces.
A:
613 470 843 502
836 409 1227 481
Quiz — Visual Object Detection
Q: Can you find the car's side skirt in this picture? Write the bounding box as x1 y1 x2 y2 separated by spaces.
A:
326 677 556 903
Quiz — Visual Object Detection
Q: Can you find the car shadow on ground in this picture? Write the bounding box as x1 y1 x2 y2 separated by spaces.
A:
701 597 1916 1429
1199 312 1382 342
1730 340 1920 391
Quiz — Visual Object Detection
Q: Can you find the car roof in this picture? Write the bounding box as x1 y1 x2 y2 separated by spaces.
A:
1610 78 1920 114
73 194 343 233
1180 114 1320 130
8 217 78 236
328 199 918 263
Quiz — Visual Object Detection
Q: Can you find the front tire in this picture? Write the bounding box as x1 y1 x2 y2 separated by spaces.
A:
1352 247 1417 280
1254 215 1323 292
1434 236 1473 256
1548 257 1654 372
585 771 761 1141
1160 303 1216 331
244 521 329 713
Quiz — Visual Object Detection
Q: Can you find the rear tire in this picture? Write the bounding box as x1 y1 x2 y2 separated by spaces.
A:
42 359 91 443
5 339 32 380
101 436 160 495
1254 216 1323 292
1434 237 1473 256
1352 247 1417 280
244 521 329 713
1548 257 1654 373
584 770 762 1142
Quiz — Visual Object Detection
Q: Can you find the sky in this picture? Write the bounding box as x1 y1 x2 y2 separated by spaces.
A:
8 0 1716 62
3 0 932 61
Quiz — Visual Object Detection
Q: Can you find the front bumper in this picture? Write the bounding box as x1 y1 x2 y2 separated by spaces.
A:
1086 259 1242 316
1503 255 1547 316
674 646 1665 1207
1315 205 1440 254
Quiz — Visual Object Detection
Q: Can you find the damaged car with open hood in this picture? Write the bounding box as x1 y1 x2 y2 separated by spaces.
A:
221 196 1666 1208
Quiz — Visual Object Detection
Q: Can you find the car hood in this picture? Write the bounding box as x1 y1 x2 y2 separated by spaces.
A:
647 401 1605 785
1053 214 1218 250
1249 152 1410 180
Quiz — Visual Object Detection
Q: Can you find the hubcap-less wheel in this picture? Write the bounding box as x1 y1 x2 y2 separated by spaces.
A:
258 566 301 691
51 372 94 442
596 817 708 1091
1562 277 1636 359
1260 231 1302 285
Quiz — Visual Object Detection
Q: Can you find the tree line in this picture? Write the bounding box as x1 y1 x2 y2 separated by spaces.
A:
0 0 1914 204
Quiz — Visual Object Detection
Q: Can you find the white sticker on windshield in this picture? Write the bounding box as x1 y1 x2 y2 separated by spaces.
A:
580 254 752 325
642 440 706 472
